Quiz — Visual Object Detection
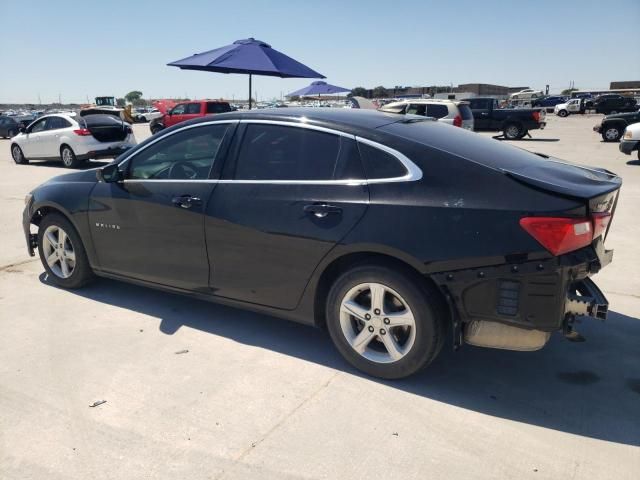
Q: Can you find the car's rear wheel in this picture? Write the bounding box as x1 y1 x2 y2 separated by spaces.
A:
60 145 80 168
503 123 523 140
37 214 93 289
11 144 28 164
557 109 568 117
602 125 623 142
326 264 445 379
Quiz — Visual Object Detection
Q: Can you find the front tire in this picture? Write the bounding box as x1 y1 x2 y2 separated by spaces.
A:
602 125 623 142
11 144 28 164
557 109 569 117
37 213 93 289
326 264 446 379
60 145 80 168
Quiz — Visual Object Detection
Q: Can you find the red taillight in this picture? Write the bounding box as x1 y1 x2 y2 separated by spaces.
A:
532 111 540 122
519 217 593 256
73 128 92 136
592 212 611 239
453 115 462 127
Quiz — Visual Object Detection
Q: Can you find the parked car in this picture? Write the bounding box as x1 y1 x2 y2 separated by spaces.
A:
22 108 620 379
509 89 544 103
11 114 136 168
134 108 162 123
532 95 568 109
463 97 546 139
619 123 640 160
378 99 474 130
0 115 22 138
593 109 640 142
592 94 637 115
554 98 586 117
149 100 232 134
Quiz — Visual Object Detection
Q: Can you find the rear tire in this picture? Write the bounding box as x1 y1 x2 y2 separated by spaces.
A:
11 144 28 164
326 263 446 379
503 123 523 140
602 125 623 142
557 109 569 117
60 145 80 168
37 213 94 289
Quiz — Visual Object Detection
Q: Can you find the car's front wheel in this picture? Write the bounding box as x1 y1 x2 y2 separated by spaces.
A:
602 125 623 142
37 214 94 288
60 145 80 168
11 144 28 164
326 264 445 379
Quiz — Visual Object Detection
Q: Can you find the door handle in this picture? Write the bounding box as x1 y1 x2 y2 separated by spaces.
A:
172 195 202 209
304 203 342 218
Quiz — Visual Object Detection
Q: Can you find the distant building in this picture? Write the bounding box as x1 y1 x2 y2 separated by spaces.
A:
610 81 640 89
361 83 530 99
455 83 529 97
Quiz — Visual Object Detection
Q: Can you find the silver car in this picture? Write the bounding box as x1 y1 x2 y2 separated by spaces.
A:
379 99 475 130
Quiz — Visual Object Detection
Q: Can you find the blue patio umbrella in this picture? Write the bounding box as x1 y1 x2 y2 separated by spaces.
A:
287 81 350 98
167 38 325 109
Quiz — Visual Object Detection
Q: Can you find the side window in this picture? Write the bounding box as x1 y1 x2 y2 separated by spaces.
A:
170 104 186 115
358 142 407 180
206 102 232 114
45 116 71 130
469 99 488 110
426 104 449 119
29 118 47 133
185 103 202 114
406 104 426 116
128 124 228 180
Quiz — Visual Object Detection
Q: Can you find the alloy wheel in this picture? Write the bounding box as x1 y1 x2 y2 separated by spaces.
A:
12 145 23 163
62 148 73 167
339 282 416 363
505 125 520 139
42 225 76 278
605 128 620 141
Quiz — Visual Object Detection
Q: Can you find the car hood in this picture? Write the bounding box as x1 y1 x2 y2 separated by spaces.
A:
45 169 99 185
604 111 640 120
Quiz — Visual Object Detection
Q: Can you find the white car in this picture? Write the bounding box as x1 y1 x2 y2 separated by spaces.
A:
10 114 137 168
619 123 640 160
134 108 162 123
554 98 584 117
378 99 475 130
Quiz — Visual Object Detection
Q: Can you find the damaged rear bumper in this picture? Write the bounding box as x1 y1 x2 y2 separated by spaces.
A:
433 240 611 348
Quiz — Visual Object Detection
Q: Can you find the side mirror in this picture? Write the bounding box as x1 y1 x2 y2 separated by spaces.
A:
19 126 26 133
167 110 173 116
97 163 123 183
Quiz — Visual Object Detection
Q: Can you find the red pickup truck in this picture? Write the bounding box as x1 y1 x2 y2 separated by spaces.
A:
149 100 232 134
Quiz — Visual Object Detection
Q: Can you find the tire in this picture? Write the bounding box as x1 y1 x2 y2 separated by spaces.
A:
11 144 28 164
557 109 569 118
602 125 623 142
60 145 80 168
503 123 523 140
37 213 94 289
150 124 164 135
326 263 446 379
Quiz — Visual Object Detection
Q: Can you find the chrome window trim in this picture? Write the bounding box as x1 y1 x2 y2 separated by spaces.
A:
119 118 422 185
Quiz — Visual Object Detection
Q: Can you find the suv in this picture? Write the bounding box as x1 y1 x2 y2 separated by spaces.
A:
593 108 640 142
150 100 232 134
592 94 637 115
378 99 474 130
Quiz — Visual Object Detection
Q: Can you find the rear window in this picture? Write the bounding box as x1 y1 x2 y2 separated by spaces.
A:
426 104 449 119
80 114 123 127
457 104 473 120
206 102 232 114
358 142 407 179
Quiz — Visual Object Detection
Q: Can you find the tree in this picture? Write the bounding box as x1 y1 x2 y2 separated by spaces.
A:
116 98 126 107
124 90 143 103
372 86 389 98
349 87 368 98
561 87 578 95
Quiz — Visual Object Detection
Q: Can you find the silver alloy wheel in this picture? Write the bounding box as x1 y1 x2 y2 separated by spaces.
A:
42 225 76 279
339 282 416 364
605 128 620 141
12 145 22 162
62 148 73 166
505 125 520 138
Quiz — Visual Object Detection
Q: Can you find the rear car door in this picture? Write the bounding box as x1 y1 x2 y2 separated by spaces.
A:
89 121 234 290
204 121 369 309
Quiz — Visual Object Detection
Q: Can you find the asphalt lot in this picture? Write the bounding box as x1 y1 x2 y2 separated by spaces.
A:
1 114 639 479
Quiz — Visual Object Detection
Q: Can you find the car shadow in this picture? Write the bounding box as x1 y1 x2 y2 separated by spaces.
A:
39 273 640 447
492 135 560 142
21 159 111 170
626 160 640 166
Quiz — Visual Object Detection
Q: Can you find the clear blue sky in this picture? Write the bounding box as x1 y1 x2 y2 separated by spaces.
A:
2 0 639 103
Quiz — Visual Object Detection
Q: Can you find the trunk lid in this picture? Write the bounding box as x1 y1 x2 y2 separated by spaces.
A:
79 114 129 143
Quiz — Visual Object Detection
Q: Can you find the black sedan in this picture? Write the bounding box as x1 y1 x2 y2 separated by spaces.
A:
22 109 621 379
0 115 22 138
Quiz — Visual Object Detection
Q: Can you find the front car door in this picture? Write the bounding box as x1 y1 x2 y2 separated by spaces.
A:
205 121 369 309
469 98 491 129
40 116 72 157
21 117 48 157
165 103 187 128
88 121 235 290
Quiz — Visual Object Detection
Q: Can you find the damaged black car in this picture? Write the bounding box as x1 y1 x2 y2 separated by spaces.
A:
22 109 621 379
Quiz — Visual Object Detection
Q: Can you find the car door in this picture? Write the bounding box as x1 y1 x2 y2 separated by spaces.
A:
21 117 48 157
89 121 235 290
470 99 490 129
204 121 369 310
40 116 72 157
165 103 187 127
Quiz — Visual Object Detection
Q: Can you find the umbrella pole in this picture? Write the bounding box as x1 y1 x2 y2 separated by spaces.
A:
249 74 252 110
